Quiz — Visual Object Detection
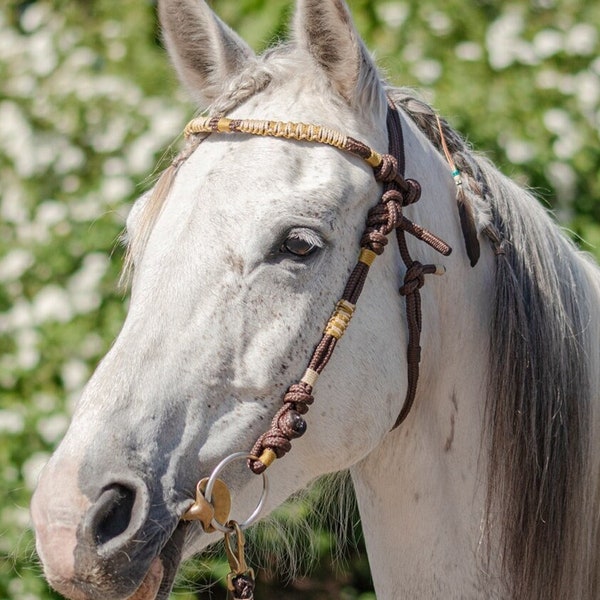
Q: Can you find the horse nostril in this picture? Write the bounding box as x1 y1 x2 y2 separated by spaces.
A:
91 484 137 547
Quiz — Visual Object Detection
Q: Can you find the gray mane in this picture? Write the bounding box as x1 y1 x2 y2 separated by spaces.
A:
391 89 600 599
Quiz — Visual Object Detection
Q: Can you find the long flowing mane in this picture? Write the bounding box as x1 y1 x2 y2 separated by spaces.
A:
392 89 600 599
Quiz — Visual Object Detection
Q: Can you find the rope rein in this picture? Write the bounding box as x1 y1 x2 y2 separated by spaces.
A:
185 98 452 475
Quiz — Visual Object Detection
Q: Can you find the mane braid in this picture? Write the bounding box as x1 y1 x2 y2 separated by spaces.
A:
390 88 597 599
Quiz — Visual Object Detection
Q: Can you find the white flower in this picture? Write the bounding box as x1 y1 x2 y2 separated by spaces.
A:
0 410 25 434
574 71 600 111
565 23 597 56
545 161 576 203
28 30 58 76
375 2 409 29
0 299 34 333
37 414 70 444
543 108 572 135
426 11 451 36
411 59 442 85
486 9 524 70
0 249 34 282
20 3 51 33
0 181 29 224
100 176 135 203
54 145 86 174
553 130 583 160
503 138 535 164
68 253 110 314
32 284 73 324
16 327 40 370
61 359 89 392
36 200 68 227
455 42 483 62
533 29 564 59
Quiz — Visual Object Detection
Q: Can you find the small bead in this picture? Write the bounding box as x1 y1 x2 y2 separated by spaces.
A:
285 410 307 438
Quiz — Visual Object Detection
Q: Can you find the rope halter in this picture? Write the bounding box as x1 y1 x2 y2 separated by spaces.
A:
183 101 452 475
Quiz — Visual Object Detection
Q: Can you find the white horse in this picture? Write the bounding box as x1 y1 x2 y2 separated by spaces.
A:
31 1 600 598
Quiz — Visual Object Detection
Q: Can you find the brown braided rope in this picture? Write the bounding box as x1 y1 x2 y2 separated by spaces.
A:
183 101 452 474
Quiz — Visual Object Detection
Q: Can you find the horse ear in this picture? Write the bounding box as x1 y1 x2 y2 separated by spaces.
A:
293 0 385 115
158 0 254 107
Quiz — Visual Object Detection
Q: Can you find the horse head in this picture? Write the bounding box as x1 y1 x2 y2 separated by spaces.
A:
31 1 600 599
31 1 449 597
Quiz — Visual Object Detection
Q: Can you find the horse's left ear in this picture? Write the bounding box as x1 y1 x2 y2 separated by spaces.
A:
293 0 386 118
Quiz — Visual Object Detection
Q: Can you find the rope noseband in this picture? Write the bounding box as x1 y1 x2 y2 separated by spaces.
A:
184 100 452 474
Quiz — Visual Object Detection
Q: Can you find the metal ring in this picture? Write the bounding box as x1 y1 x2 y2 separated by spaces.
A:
203 452 269 533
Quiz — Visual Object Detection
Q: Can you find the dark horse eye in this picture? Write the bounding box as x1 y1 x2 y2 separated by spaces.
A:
282 236 318 257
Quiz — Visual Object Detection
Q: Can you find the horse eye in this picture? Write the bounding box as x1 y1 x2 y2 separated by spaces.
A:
281 235 319 257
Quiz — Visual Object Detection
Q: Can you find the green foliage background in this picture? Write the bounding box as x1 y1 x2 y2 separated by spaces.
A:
0 0 598 598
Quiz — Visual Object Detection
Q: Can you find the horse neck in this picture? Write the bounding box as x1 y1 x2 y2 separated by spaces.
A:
349 306 498 598
348 115 504 597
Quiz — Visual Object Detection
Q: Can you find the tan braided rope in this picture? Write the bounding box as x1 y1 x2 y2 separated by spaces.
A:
184 116 383 168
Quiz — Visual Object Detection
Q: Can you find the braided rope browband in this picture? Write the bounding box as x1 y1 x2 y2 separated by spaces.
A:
185 99 452 474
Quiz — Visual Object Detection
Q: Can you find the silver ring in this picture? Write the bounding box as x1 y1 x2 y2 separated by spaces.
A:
204 451 269 533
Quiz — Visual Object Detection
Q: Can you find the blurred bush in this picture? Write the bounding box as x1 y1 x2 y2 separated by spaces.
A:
0 0 598 598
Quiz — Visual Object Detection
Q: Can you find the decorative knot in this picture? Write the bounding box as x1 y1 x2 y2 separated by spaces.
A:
401 179 422 205
373 154 398 182
360 230 388 255
231 573 255 599
248 381 313 473
399 261 428 296
283 382 314 413
381 195 402 231
382 188 404 205
361 199 403 253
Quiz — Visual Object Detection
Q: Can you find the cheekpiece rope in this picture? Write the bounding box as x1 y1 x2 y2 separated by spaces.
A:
184 100 452 475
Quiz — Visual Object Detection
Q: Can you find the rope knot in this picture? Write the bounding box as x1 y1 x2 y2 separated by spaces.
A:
381 192 403 230
248 382 313 473
360 231 388 254
382 189 404 205
283 382 314 412
374 154 398 182
230 574 255 599
399 261 427 296
401 178 422 205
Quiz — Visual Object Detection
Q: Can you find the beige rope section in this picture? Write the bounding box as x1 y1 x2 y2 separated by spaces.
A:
184 116 383 168
324 300 355 340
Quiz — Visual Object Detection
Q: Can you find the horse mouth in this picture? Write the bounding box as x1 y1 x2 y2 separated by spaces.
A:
127 522 187 600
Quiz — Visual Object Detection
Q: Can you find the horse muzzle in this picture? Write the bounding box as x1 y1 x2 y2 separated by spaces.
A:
31 455 187 600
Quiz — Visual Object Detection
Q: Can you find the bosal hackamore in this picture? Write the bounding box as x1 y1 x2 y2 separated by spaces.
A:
182 99 452 599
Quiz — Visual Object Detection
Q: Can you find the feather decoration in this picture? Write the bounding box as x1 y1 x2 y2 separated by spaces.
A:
436 115 481 267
